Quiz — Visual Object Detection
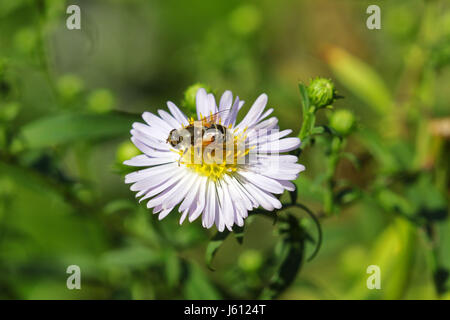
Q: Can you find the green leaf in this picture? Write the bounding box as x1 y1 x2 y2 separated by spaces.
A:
205 230 230 271
260 214 305 299
358 128 399 172
104 199 137 215
233 225 245 245
341 152 361 170
16 112 138 149
376 189 416 218
326 46 392 115
100 245 163 269
289 189 297 205
293 175 324 202
406 175 448 222
346 218 416 299
183 263 221 299
336 187 362 205
295 203 322 261
436 220 450 295
298 82 310 115
165 250 181 287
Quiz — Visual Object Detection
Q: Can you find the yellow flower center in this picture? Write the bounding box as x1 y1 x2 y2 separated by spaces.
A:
178 130 250 181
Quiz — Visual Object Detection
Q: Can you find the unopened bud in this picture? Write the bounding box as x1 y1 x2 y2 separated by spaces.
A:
329 109 356 135
307 77 337 108
87 89 115 114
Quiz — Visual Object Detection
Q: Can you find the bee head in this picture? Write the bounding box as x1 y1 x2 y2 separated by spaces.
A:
167 129 184 147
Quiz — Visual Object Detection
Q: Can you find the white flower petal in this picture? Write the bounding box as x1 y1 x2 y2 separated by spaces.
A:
207 93 218 114
161 172 197 209
258 137 301 153
158 109 181 128
131 129 170 151
196 88 209 119
239 171 284 194
278 180 296 191
158 207 174 220
203 180 216 228
142 112 173 133
258 108 273 123
186 176 208 222
224 175 252 211
219 90 233 111
240 180 276 211
218 183 234 228
130 137 174 158
257 154 299 163
140 169 185 203
179 177 201 213
132 122 167 141
248 129 292 146
179 208 189 224
236 93 267 130
223 97 240 127
124 154 176 167
125 162 177 183
167 101 189 126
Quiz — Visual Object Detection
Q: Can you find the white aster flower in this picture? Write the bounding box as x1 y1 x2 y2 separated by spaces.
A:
124 88 305 231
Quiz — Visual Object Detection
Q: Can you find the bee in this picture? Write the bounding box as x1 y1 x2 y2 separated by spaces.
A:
166 110 232 164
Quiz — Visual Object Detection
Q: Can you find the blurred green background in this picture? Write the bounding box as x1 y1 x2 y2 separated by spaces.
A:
0 0 449 299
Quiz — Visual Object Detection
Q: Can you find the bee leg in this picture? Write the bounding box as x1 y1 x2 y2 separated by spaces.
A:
178 147 189 166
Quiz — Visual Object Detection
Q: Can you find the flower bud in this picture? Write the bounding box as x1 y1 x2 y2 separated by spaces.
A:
87 89 115 114
307 77 337 108
57 74 84 101
329 109 356 136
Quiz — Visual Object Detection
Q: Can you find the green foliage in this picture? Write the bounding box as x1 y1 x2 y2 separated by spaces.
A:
260 214 306 299
326 47 393 115
229 5 262 36
16 113 137 149
183 264 221 300
205 230 230 271
101 245 163 269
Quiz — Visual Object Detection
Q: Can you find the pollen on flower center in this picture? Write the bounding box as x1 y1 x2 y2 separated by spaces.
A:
179 133 250 181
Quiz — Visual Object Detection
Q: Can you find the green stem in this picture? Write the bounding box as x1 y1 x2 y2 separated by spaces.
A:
324 136 343 215
298 106 316 142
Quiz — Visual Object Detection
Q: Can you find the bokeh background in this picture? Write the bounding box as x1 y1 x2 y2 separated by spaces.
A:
0 0 449 299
